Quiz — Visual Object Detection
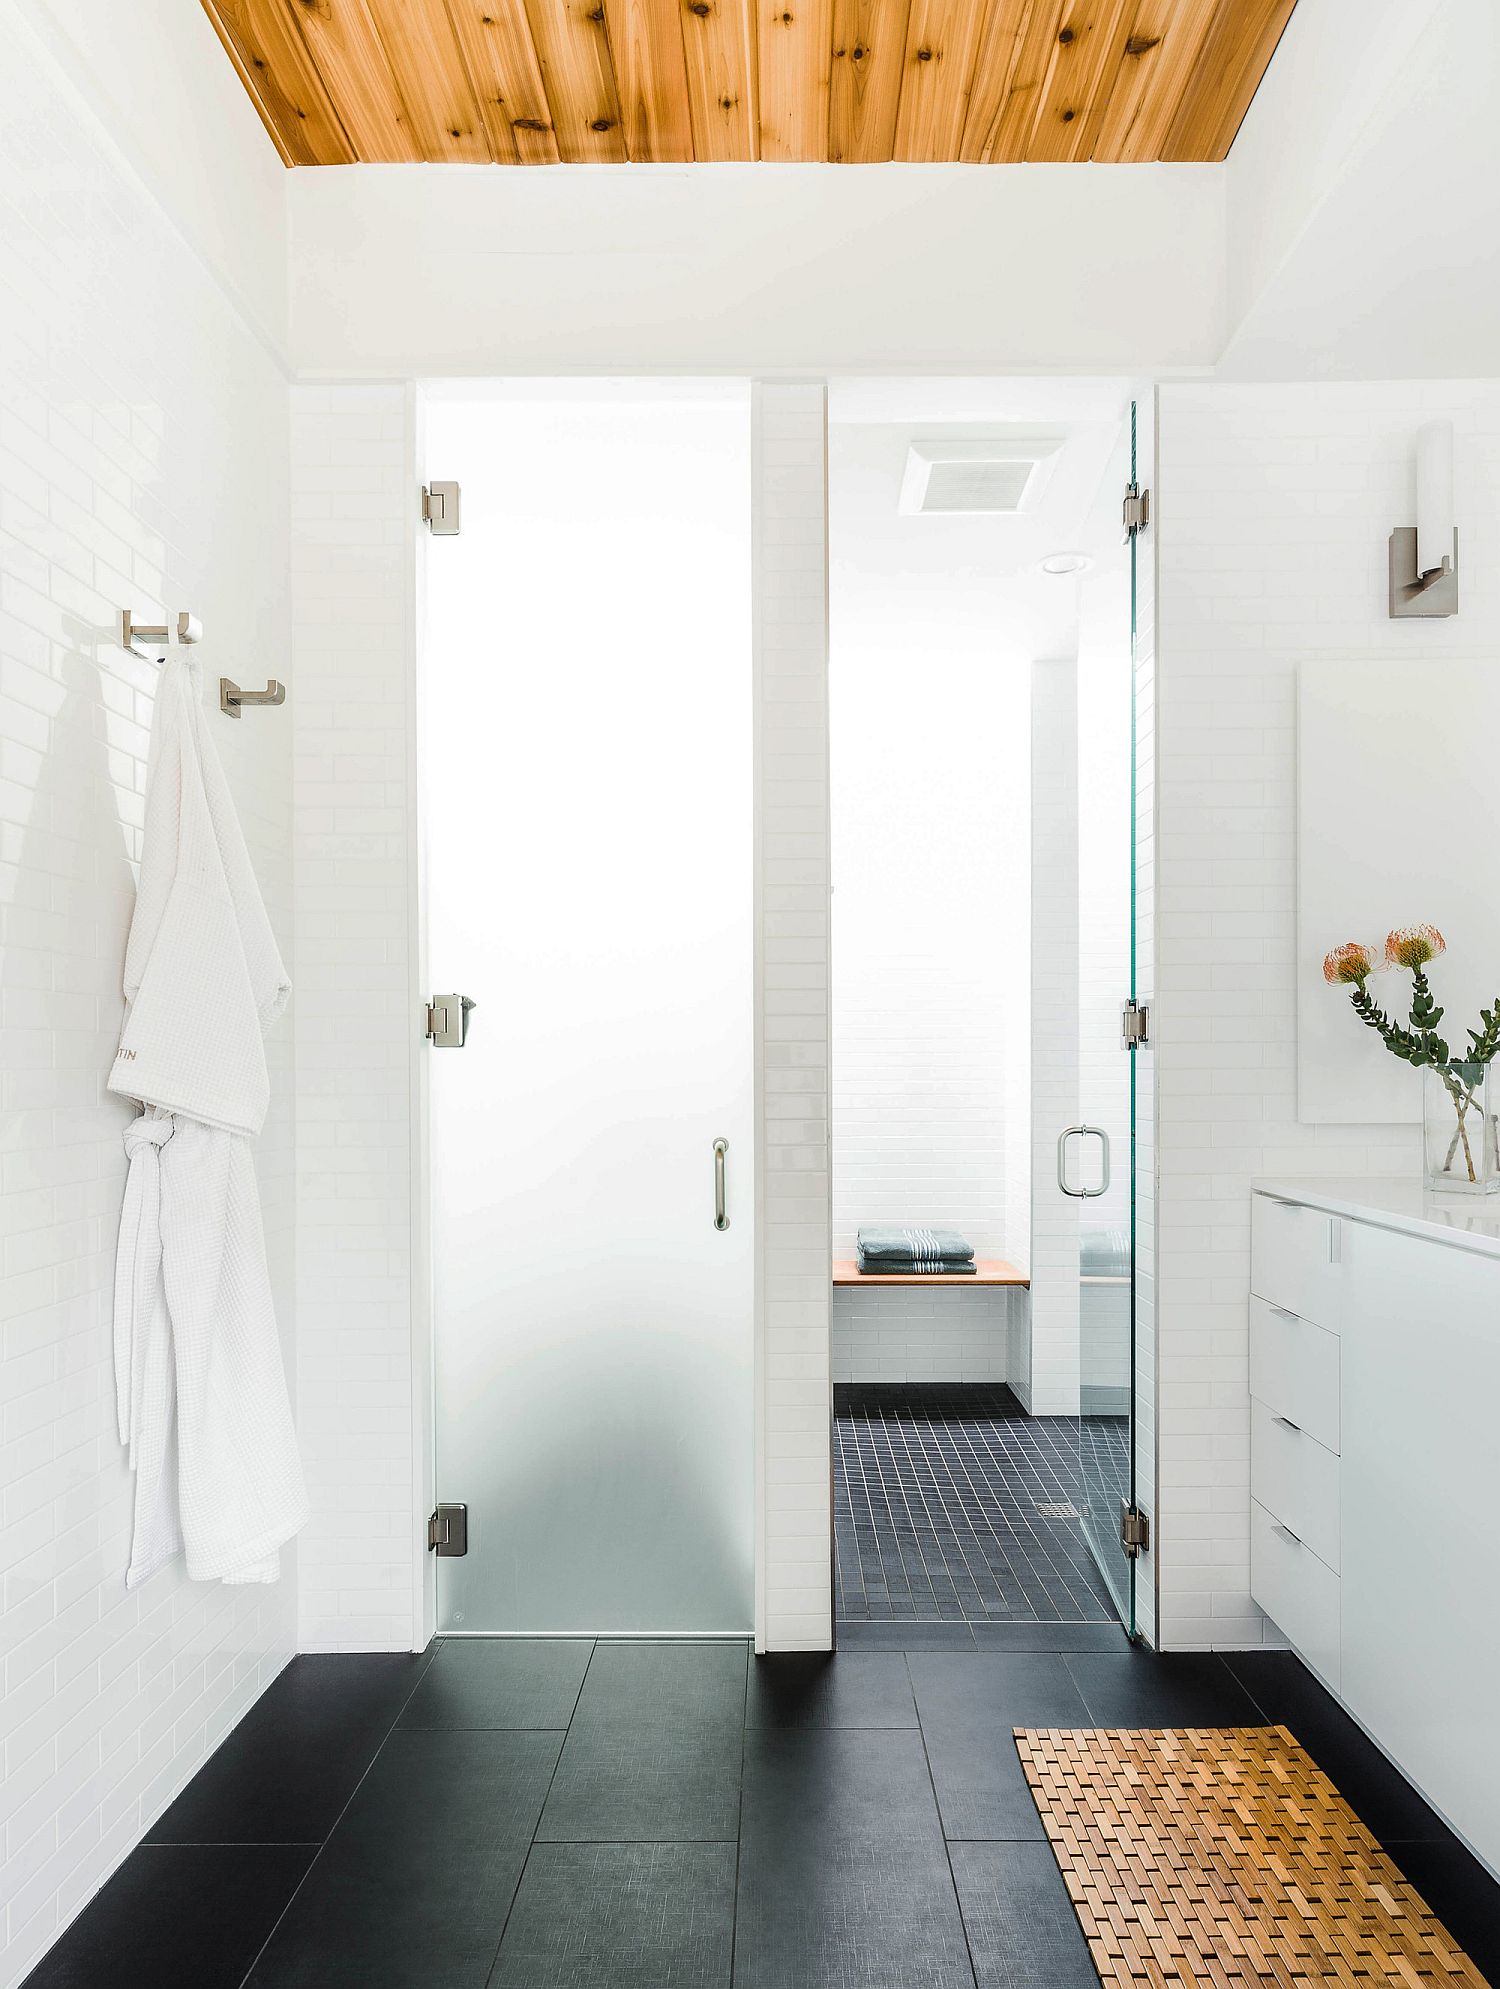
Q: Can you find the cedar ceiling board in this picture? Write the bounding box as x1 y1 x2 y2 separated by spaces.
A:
525 0 629 159
1088 0 1218 162
445 0 561 162
892 0 992 162
604 0 696 158
291 0 423 159
363 0 491 157
960 0 1058 162
757 0 833 161
200 0 355 164
680 0 757 162
828 0 912 161
1021 0 1136 162
1160 0 1297 160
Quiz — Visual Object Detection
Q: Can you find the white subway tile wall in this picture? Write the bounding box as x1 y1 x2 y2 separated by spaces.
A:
290 384 422 1656
0 10 295 1981
1025 659 1082 1419
1153 381 1500 1650
832 1287 1012 1384
828 652 1030 1274
753 383 834 1653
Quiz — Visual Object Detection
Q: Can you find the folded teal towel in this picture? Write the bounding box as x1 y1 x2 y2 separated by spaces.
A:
856 1225 974 1265
857 1252 975 1276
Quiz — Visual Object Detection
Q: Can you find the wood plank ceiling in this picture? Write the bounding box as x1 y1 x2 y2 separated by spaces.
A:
202 0 1296 166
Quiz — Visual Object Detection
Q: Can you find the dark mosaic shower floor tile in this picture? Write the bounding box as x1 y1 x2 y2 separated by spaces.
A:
834 1384 1125 1627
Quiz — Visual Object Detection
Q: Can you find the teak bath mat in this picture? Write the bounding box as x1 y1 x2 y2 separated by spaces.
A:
1014 1725 1490 1988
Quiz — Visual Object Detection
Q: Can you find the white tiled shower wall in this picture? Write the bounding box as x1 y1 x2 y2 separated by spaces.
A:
1152 381 1500 1650
0 10 294 1981
290 385 422 1655
832 1287 1014 1384
753 384 834 1653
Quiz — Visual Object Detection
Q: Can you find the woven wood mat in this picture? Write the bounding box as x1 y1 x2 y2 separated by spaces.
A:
1014 1725 1490 1989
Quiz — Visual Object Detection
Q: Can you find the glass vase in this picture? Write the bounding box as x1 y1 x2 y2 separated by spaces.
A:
1422 1062 1500 1194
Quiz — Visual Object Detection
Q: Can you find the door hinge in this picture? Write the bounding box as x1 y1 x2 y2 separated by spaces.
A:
425 993 476 1047
428 1503 468 1556
1122 482 1150 539
1120 1503 1150 1558
422 480 460 535
1121 998 1149 1049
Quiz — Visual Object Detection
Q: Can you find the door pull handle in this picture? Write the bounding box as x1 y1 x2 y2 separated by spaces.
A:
713 1138 729 1231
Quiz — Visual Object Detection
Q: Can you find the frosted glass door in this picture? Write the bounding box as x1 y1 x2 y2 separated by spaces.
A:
422 386 755 1635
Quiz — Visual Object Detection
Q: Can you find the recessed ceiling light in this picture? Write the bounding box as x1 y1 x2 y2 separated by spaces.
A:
1038 551 1093 576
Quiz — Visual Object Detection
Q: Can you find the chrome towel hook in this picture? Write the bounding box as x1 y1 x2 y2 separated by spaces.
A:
220 677 287 719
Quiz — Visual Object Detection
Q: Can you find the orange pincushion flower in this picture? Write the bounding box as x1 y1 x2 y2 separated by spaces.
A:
1385 924 1446 970
1323 943 1376 986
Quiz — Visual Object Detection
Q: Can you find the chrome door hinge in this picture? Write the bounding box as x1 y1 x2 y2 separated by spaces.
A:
425 993 476 1047
1121 998 1149 1049
1122 482 1150 539
422 481 460 535
1120 1503 1150 1558
428 1503 468 1556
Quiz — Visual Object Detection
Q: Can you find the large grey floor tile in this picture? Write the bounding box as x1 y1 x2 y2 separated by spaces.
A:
245 1729 560 1989
950 1841 1097 1989
488 1843 736 1988
148 1653 434 1845
734 1728 975 1989
1063 1651 1260 1727
567 1640 748 1729
970 1622 1127 1655
907 1655 1089 1843
920 1726 1047 1842
746 1653 917 1728
397 1639 591 1730
837 1622 976 1652
907 1653 1092 1731
537 1725 742 1842
21 1846 314 1989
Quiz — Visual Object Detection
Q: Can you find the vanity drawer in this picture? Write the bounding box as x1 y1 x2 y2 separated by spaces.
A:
1252 1498 1340 1690
1250 1397 1340 1570
1248 1296 1341 1453
1250 1195 1343 1331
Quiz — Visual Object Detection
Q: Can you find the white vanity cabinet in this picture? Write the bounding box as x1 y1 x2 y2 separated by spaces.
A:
1250 1183 1500 1878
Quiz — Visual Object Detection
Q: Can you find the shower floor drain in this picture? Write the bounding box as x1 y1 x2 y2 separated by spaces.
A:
1035 1501 1083 1520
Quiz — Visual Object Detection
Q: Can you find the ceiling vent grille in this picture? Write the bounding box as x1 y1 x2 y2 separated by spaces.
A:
899 433 1065 517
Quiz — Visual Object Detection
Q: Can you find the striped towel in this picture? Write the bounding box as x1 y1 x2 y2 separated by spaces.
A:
856 1225 975 1267
857 1252 975 1276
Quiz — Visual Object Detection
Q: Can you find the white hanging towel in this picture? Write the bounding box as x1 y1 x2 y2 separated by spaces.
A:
109 640 306 1588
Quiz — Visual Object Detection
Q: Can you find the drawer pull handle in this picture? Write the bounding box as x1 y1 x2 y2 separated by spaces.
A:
1272 1522 1303 1547
1274 1416 1302 1434
1269 1306 1299 1323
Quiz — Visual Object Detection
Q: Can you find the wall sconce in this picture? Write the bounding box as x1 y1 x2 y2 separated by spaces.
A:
1389 420 1458 617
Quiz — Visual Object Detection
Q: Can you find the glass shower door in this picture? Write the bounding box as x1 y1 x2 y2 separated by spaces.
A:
1068 402 1142 1630
421 384 755 1635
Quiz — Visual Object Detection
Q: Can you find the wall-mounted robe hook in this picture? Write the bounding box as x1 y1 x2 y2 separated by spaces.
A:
220 678 287 719
120 609 201 657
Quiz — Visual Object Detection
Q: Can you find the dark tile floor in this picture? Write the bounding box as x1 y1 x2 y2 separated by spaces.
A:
24 1634 1500 1989
834 1384 1125 1623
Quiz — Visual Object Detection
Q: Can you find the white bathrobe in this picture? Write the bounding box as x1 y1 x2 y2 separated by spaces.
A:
110 641 307 1587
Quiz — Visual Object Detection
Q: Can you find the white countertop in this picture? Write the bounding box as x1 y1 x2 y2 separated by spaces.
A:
1253 1176 1500 1258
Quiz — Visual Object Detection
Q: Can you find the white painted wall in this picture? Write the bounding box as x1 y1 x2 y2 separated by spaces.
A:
0 5 294 1979
17 0 289 357
1152 379 1500 1652
286 164 1226 379
1221 0 1500 378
